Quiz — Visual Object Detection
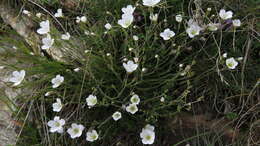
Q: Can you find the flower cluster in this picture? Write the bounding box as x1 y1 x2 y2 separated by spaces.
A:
18 2 244 145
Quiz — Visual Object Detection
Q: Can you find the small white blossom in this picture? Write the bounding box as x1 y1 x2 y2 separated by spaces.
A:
9 70 25 86
149 13 158 21
0 66 5 69
54 9 63 18
67 123 85 139
143 0 161 7
76 16 87 23
84 31 90 35
160 97 165 102
123 60 138 73
37 20 50 35
22 10 31 16
232 19 241 27
86 129 99 142
160 28 175 40
237 57 243 61
112 111 122 121
186 20 203 38
140 124 155 145
226 57 238 69
41 34 54 50
47 116 65 133
130 94 140 105
219 9 233 20
121 5 135 14
207 8 212 11
52 98 63 112
86 94 97 107
74 68 80 72
129 47 134 51
51 74 64 88
126 103 138 114
105 23 112 30
175 14 182 23
222 53 227 58
207 23 220 31
44 91 52 96
133 35 139 41
36 13 42 18
144 124 155 131
134 57 139 63
118 13 134 28
61 32 71 40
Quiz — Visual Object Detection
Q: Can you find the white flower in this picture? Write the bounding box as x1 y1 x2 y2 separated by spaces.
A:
41 34 54 50
121 5 135 14
140 124 155 145
186 21 203 38
143 0 161 7
160 97 165 102
123 60 138 73
86 94 97 107
37 20 50 35
74 68 80 72
112 111 122 121
47 116 65 133
9 70 25 86
22 10 31 16
160 28 175 40
134 57 139 63
86 130 99 142
67 123 85 139
54 9 63 18
130 94 140 105
76 16 87 23
105 23 112 30
222 53 227 58
133 35 139 41
232 19 241 27
45 91 52 96
61 32 71 40
36 13 42 18
219 9 233 20
226 57 238 69
118 13 134 28
207 23 220 31
175 14 182 23
149 13 158 21
0 66 4 69
144 124 155 131
126 103 138 114
237 57 243 61
51 74 64 88
52 98 63 112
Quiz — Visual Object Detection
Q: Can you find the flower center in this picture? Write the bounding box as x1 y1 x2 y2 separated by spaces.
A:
91 135 97 139
132 98 138 103
227 62 234 67
145 135 151 140
191 29 197 35
55 122 60 127
73 128 79 134
130 106 136 111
